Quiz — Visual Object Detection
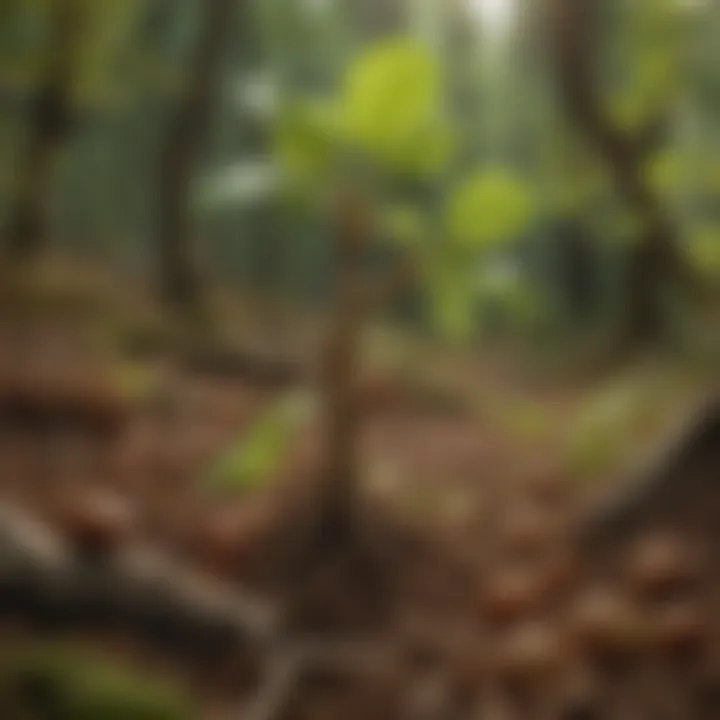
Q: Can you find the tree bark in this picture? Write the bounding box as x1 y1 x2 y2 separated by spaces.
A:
314 193 370 545
3 2 81 263
549 0 691 351
156 0 235 313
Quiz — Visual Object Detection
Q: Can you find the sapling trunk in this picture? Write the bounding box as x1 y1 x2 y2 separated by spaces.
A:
313 188 426 547
315 190 370 545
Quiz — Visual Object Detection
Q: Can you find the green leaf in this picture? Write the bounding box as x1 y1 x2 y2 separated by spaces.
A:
446 167 535 248
340 37 450 176
271 38 452 190
207 391 315 494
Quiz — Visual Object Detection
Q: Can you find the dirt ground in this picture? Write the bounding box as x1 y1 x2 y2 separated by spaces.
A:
0 305 717 719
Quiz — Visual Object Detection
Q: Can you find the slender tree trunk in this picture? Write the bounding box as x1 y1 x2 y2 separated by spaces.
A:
3 2 80 263
315 192 370 544
156 0 235 313
550 0 691 350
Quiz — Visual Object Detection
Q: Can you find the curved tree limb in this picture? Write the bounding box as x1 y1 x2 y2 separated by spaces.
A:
549 0 693 349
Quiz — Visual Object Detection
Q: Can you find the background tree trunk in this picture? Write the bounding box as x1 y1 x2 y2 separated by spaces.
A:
549 0 691 351
156 0 236 314
3 2 81 263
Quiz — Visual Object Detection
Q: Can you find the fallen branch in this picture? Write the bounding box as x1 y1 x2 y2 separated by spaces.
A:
580 392 720 546
0 503 280 661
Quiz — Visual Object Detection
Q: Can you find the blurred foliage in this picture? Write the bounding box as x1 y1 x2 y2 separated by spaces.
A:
645 148 689 194
607 0 682 132
273 99 340 195
446 168 534 249
429 257 476 343
207 389 315 494
272 37 451 190
0 0 717 347
0 0 146 109
686 225 720 277
379 204 427 247
340 37 452 176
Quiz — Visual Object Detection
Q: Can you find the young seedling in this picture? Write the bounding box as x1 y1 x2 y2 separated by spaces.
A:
271 36 535 558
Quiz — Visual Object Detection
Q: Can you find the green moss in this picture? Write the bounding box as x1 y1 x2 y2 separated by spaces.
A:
1 645 195 720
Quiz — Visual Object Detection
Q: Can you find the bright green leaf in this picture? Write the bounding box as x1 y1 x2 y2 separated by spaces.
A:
340 38 449 176
446 168 535 248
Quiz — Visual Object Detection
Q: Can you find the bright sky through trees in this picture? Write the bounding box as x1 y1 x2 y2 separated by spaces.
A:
468 0 516 37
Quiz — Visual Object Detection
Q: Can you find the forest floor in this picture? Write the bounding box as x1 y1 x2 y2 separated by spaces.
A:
0 275 717 719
